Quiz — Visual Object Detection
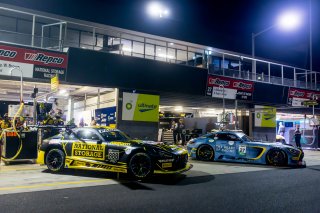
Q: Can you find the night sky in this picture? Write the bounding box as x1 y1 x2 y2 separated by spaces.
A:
1 0 319 71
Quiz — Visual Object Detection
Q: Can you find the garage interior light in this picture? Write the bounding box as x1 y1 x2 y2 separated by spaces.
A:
158 53 175 59
122 46 132 52
174 106 183 111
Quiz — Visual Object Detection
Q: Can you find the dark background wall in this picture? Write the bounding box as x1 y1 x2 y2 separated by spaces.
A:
66 48 208 95
252 82 289 105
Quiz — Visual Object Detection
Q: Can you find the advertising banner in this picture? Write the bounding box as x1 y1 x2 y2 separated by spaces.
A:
95 106 117 127
0 44 67 80
254 105 276 127
287 87 320 107
122 92 159 122
8 105 34 117
206 75 254 100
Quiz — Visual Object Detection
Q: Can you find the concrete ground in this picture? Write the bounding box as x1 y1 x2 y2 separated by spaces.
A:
0 150 320 195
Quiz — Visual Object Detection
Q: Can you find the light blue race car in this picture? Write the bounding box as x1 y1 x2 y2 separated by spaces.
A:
187 131 305 167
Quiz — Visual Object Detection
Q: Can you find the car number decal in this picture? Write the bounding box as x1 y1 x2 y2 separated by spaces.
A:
72 143 106 160
239 145 247 155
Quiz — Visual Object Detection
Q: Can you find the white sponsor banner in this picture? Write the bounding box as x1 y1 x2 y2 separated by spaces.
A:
8 105 34 117
122 92 138 120
211 87 237 99
292 97 308 107
0 60 33 78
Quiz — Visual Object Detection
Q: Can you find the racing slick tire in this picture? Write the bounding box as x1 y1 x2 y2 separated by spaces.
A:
266 148 287 166
128 152 153 180
45 149 65 172
196 145 214 161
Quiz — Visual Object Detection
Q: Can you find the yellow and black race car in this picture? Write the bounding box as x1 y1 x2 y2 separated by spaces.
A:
37 127 192 179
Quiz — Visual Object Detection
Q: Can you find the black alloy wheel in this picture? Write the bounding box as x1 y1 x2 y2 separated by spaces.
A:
128 153 153 179
266 148 287 166
197 145 214 161
45 149 65 172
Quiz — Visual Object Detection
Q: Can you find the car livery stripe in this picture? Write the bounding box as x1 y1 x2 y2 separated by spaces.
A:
65 158 127 173
247 146 267 160
292 149 303 161
65 157 127 168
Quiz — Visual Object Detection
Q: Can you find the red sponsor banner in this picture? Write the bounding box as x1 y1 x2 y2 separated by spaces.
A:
288 88 320 100
206 75 254 100
0 44 67 68
207 75 254 92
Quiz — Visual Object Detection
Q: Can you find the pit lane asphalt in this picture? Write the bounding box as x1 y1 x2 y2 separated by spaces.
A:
1 150 320 213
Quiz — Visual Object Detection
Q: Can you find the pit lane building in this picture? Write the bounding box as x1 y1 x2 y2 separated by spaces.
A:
0 4 319 145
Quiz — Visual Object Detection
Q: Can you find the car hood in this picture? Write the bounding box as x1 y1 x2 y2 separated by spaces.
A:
131 140 187 154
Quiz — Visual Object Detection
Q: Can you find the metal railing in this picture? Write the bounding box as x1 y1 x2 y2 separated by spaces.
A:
209 67 320 90
0 6 318 90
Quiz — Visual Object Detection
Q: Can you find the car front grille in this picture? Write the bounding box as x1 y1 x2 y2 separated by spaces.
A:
173 153 188 170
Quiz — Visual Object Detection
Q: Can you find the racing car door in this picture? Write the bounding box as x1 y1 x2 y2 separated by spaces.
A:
71 129 106 162
214 133 237 159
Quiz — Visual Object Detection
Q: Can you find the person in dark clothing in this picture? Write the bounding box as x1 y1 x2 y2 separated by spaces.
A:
294 125 302 148
170 120 178 144
312 126 319 149
177 119 186 146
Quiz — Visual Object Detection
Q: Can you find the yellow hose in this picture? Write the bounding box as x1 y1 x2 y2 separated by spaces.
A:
1 102 24 161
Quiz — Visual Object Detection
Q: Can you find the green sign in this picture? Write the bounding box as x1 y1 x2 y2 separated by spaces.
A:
254 105 276 127
302 101 318 106
122 92 159 122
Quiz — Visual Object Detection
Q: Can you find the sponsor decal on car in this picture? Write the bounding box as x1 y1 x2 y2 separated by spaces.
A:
110 142 131 146
162 163 173 168
228 141 234 145
68 159 127 173
108 149 120 163
158 159 174 163
72 143 105 160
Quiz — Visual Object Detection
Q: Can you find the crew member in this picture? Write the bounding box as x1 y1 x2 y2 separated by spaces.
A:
0 113 12 130
170 120 178 144
294 125 302 148
177 119 186 146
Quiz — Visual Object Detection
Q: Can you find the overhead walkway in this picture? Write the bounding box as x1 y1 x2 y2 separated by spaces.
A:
0 4 318 90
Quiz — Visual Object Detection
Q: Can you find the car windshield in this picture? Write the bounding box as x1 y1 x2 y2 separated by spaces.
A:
98 129 131 142
236 132 253 142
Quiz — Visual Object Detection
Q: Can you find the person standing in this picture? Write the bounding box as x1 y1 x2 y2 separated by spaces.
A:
170 120 178 145
177 119 186 146
294 125 302 148
278 122 285 136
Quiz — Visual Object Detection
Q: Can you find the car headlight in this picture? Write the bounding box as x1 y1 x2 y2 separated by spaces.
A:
287 148 300 155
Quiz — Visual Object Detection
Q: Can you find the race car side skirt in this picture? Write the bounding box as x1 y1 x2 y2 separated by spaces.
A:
65 157 127 173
